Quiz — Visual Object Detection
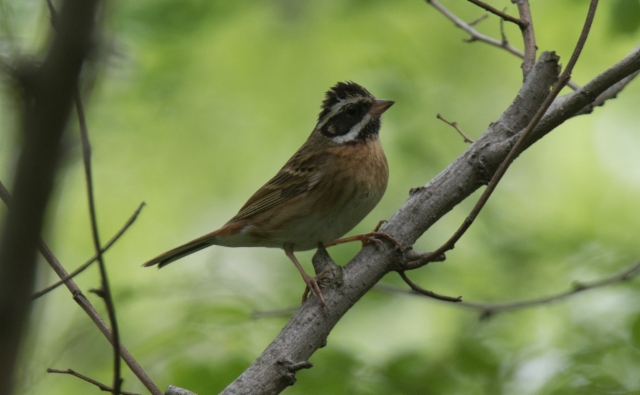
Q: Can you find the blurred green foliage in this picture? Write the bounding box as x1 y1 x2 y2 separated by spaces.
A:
1 0 640 394
610 0 640 35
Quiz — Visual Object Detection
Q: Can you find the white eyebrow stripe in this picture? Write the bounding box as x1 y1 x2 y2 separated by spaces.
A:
332 113 372 144
315 97 368 131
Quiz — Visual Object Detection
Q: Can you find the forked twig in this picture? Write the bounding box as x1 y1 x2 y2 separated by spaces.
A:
32 202 145 299
3 179 139 300
418 0 599 266
426 0 524 58
437 113 474 143
0 179 162 395
425 0 580 90
47 369 140 395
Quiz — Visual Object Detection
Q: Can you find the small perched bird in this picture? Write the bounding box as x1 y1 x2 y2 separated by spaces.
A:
143 81 394 308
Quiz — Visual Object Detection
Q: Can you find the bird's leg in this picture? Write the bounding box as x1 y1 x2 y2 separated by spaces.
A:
284 244 328 310
324 221 402 250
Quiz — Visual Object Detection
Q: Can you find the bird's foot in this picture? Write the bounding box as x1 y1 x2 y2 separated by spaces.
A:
301 269 331 310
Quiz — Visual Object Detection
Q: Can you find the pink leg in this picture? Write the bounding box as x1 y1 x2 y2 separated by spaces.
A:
284 244 328 310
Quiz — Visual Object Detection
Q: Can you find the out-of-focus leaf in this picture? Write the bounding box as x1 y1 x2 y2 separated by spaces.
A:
631 314 640 348
610 0 640 35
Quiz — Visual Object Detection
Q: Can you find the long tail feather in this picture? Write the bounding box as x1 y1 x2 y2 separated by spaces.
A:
143 221 248 268
142 233 218 268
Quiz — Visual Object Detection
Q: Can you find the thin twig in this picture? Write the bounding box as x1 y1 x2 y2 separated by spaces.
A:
425 0 580 90
426 0 524 58
418 0 599 266
47 369 140 395
514 0 537 77
437 114 474 143
466 0 527 28
32 202 145 299
0 179 164 395
499 12 508 46
468 13 488 27
75 88 122 395
398 271 462 302
378 259 640 319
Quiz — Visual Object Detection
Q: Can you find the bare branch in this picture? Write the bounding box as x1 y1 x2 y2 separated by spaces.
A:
425 0 580 90
0 180 163 395
47 369 140 395
419 0 599 266
76 64 123 395
466 0 527 28
4 175 145 302
559 70 639 117
437 113 474 143
426 0 524 58
530 45 640 148
467 13 488 27
499 12 508 46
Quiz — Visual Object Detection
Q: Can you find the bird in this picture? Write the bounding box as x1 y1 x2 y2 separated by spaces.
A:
143 81 395 308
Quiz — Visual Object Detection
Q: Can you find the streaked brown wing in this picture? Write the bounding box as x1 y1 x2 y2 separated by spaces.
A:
226 150 325 223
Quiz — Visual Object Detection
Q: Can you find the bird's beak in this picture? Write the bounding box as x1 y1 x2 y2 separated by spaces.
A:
369 99 395 116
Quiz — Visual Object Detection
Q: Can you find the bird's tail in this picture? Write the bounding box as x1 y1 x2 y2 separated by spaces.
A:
142 231 219 269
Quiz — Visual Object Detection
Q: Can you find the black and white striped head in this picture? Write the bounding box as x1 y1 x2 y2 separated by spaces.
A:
315 82 394 145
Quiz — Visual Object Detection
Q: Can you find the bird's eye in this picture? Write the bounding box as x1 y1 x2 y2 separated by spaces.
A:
345 105 358 116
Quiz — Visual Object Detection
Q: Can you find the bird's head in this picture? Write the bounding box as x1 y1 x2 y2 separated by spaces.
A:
315 81 394 145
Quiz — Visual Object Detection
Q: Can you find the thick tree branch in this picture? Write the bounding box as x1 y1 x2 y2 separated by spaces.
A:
166 386 199 395
528 45 640 148
0 1 98 393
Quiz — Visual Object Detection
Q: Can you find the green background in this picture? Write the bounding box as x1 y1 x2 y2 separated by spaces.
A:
2 0 640 394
